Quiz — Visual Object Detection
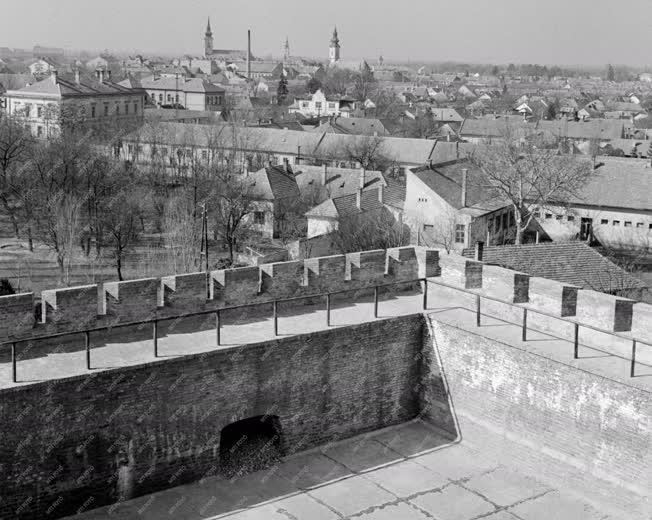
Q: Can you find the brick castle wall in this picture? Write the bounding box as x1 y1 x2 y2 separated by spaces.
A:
0 315 431 520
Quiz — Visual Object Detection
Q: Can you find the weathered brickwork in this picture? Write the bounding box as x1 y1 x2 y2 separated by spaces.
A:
528 277 578 317
41 285 98 327
161 273 209 312
103 278 159 322
482 265 530 304
0 293 34 339
439 254 483 289
0 316 427 520
576 289 635 332
423 317 652 500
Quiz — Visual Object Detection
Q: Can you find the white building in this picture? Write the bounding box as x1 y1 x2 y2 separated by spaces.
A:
288 89 358 118
123 76 225 111
2 69 145 138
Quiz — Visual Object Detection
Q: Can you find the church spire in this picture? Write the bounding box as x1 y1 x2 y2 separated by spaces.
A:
284 36 290 61
205 17 212 36
329 26 340 65
331 26 339 46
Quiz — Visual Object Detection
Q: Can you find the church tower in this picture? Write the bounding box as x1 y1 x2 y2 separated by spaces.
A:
329 27 340 65
283 36 291 62
204 17 214 57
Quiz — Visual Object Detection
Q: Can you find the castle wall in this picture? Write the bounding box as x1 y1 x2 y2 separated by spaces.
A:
0 315 426 520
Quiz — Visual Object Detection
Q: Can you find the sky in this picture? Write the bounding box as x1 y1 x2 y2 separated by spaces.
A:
1 0 651 67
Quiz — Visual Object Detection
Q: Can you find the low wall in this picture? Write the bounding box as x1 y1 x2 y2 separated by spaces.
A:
0 315 435 520
423 316 652 514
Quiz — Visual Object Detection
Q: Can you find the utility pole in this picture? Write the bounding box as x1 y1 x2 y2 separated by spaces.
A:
199 203 209 273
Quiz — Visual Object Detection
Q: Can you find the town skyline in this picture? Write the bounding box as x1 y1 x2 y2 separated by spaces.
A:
2 0 651 67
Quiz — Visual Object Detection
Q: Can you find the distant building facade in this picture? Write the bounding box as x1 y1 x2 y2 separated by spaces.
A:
2 69 145 138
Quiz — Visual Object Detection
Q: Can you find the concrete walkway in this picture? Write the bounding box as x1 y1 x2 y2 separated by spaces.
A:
66 419 618 520
2 280 650 392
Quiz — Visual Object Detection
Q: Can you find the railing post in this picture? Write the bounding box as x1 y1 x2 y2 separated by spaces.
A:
85 331 91 370
216 310 221 346
153 320 158 358
573 323 579 359
374 286 379 318
273 300 278 336
11 343 16 383
475 294 481 327
630 340 637 378
521 308 528 342
422 279 428 310
326 293 331 327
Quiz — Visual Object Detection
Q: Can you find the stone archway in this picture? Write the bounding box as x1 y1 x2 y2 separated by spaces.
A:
219 415 284 477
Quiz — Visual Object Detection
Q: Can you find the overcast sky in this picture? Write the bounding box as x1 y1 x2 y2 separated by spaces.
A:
2 0 651 67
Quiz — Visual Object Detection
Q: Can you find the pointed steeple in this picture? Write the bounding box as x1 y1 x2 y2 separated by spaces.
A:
284 36 290 60
331 26 339 46
205 17 212 36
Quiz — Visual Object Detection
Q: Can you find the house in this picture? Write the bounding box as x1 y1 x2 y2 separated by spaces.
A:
2 69 145 138
123 76 225 111
532 157 652 250
245 164 301 239
289 89 358 118
404 159 516 252
430 108 464 123
461 242 647 299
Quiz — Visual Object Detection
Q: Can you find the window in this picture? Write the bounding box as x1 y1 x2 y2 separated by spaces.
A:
254 211 265 225
159 94 163 102
315 101 322 110
613 220 620 226
567 215 575 222
103 104 109 116
36 126 43 137
201 150 208 160
161 147 168 156
301 102 309 108
455 224 465 244
124 102 129 114
624 221 632 227
636 222 644 228
37 106 43 118
600 219 608 225
556 215 563 221
116 104 120 115
502 213 508 229
134 102 138 113
328 102 336 109
423 224 434 231
91 105 96 118
545 213 552 219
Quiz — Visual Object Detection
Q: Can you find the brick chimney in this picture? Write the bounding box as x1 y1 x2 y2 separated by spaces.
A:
321 164 328 185
356 189 362 210
378 185 383 204
461 168 468 207
359 167 366 189
74 68 80 84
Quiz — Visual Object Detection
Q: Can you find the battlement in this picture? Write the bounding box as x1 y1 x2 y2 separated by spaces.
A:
0 246 650 345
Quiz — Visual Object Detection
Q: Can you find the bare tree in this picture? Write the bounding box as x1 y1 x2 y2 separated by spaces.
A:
164 196 201 274
212 170 256 265
331 208 409 254
421 206 458 253
0 116 32 238
468 123 595 244
103 186 144 280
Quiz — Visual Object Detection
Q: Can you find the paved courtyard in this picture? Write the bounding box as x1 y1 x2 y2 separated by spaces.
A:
68 419 615 520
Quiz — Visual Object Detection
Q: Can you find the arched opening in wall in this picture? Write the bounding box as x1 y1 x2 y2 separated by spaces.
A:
219 415 285 477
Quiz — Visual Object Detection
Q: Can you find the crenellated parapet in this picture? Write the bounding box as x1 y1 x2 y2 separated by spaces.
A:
0 247 649 345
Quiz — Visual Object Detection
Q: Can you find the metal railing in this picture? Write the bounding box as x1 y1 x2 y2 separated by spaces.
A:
3 277 649 383
3 279 424 383
426 278 650 379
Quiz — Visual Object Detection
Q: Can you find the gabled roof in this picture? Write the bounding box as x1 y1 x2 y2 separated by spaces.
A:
570 157 652 211
295 165 385 201
430 108 464 122
136 76 225 94
311 116 389 136
411 159 506 214
306 188 384 219
248 165 300 200
461 242 646 293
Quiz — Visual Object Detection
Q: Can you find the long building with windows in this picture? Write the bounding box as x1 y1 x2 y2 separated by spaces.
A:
1 69 145 138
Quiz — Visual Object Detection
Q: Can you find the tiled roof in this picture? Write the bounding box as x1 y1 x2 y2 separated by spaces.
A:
307 188 384 219
294 166 385 201
311 117 390 136
5 74 140 98
571 157 652 211
411 159 506 212
461 242 646 293
248 166 300 200
137 76 225 94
